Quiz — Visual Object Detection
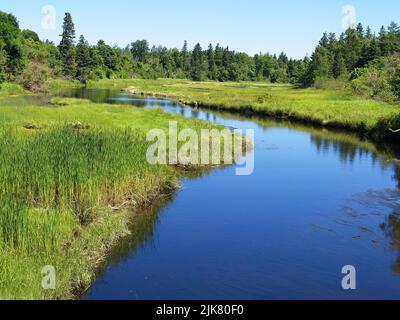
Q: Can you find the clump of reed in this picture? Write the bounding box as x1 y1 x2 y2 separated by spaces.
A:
0 124 178 299
0 125 174 238
0 96 242 299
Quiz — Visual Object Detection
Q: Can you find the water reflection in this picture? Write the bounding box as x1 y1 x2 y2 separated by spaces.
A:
54 88 400 299
61 88 176 108
381 212 400 273
94 198 168 274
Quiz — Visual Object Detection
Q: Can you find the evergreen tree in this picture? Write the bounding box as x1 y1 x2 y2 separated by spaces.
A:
319 33 330 47
311 46 333 79
294 56 313 87
365 26 373 39
97 40 118 71
75 35 91 84
343 28 362 70
59 13 76 77
360 37 380 66
171 47 183 70
356 23 364 37
191 43 206 81
4 9 400 92
181 40 191 76
278 52 289 67
387 22 400 54
207 44 216 80
159 47 174 77
333 52 347 79
379 26 389 56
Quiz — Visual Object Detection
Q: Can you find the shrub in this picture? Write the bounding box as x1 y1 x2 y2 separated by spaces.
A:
350 67 395 101
391 67 400 99
16 61 52 92
314 77 348 91
350 54 400 102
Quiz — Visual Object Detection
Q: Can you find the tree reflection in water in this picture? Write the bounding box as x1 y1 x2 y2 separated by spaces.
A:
381 210 400 273
310 131 400 274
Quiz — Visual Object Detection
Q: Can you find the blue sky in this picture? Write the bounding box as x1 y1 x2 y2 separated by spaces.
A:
2 0 400 58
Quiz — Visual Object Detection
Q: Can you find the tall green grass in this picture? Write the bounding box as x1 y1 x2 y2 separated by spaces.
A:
0 98 232 299
0 126 175 299
0 82 25 96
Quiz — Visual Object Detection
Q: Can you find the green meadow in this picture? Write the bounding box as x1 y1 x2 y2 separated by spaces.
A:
0 96 231 299
86 78 400 138
1 77 399 300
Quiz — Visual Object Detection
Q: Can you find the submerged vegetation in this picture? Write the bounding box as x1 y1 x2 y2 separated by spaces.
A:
0 98 235 299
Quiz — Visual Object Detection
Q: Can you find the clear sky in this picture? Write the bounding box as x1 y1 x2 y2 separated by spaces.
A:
2 0 400 59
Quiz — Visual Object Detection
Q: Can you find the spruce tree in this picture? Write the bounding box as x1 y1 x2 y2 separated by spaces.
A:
365 26 373 39
379 26 389 56
76 35 91 84
333 52 347 79
181 40 191 76
191 43 206 81
356 23 364 37
207 44 216 80
59 13 76 77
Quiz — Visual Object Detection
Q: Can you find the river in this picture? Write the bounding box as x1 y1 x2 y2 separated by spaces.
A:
62 88 400 300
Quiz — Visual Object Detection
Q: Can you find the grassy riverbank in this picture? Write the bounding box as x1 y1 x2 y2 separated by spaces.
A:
0 96 231 299
82 78 400 139
0 83 25 97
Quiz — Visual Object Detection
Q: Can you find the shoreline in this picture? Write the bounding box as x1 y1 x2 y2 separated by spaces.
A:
0 95 243 300
122 86 400 143
1 80 398 299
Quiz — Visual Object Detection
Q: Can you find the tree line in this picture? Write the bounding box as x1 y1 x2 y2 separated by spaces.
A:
1 11 400 101
0 11 303 87
295 22 400 101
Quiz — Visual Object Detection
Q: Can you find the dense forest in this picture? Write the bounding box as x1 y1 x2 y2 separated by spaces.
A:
1 11 400 101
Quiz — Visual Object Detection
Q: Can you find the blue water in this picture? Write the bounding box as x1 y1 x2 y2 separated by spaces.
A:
64 89 400 300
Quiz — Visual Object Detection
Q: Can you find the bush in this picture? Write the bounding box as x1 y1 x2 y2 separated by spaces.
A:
314 77 348 91
391 67 400 99
350 54 400 102
350 67 395 101
16 61 52 92
89 67 106 81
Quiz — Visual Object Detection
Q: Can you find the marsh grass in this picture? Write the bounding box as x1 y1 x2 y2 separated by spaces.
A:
0 98 236 299
50 97 92 106
87 78 400 138
0 126 174 299
0 83 25 96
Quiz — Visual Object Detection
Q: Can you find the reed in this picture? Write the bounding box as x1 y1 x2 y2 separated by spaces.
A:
0 98 233 299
